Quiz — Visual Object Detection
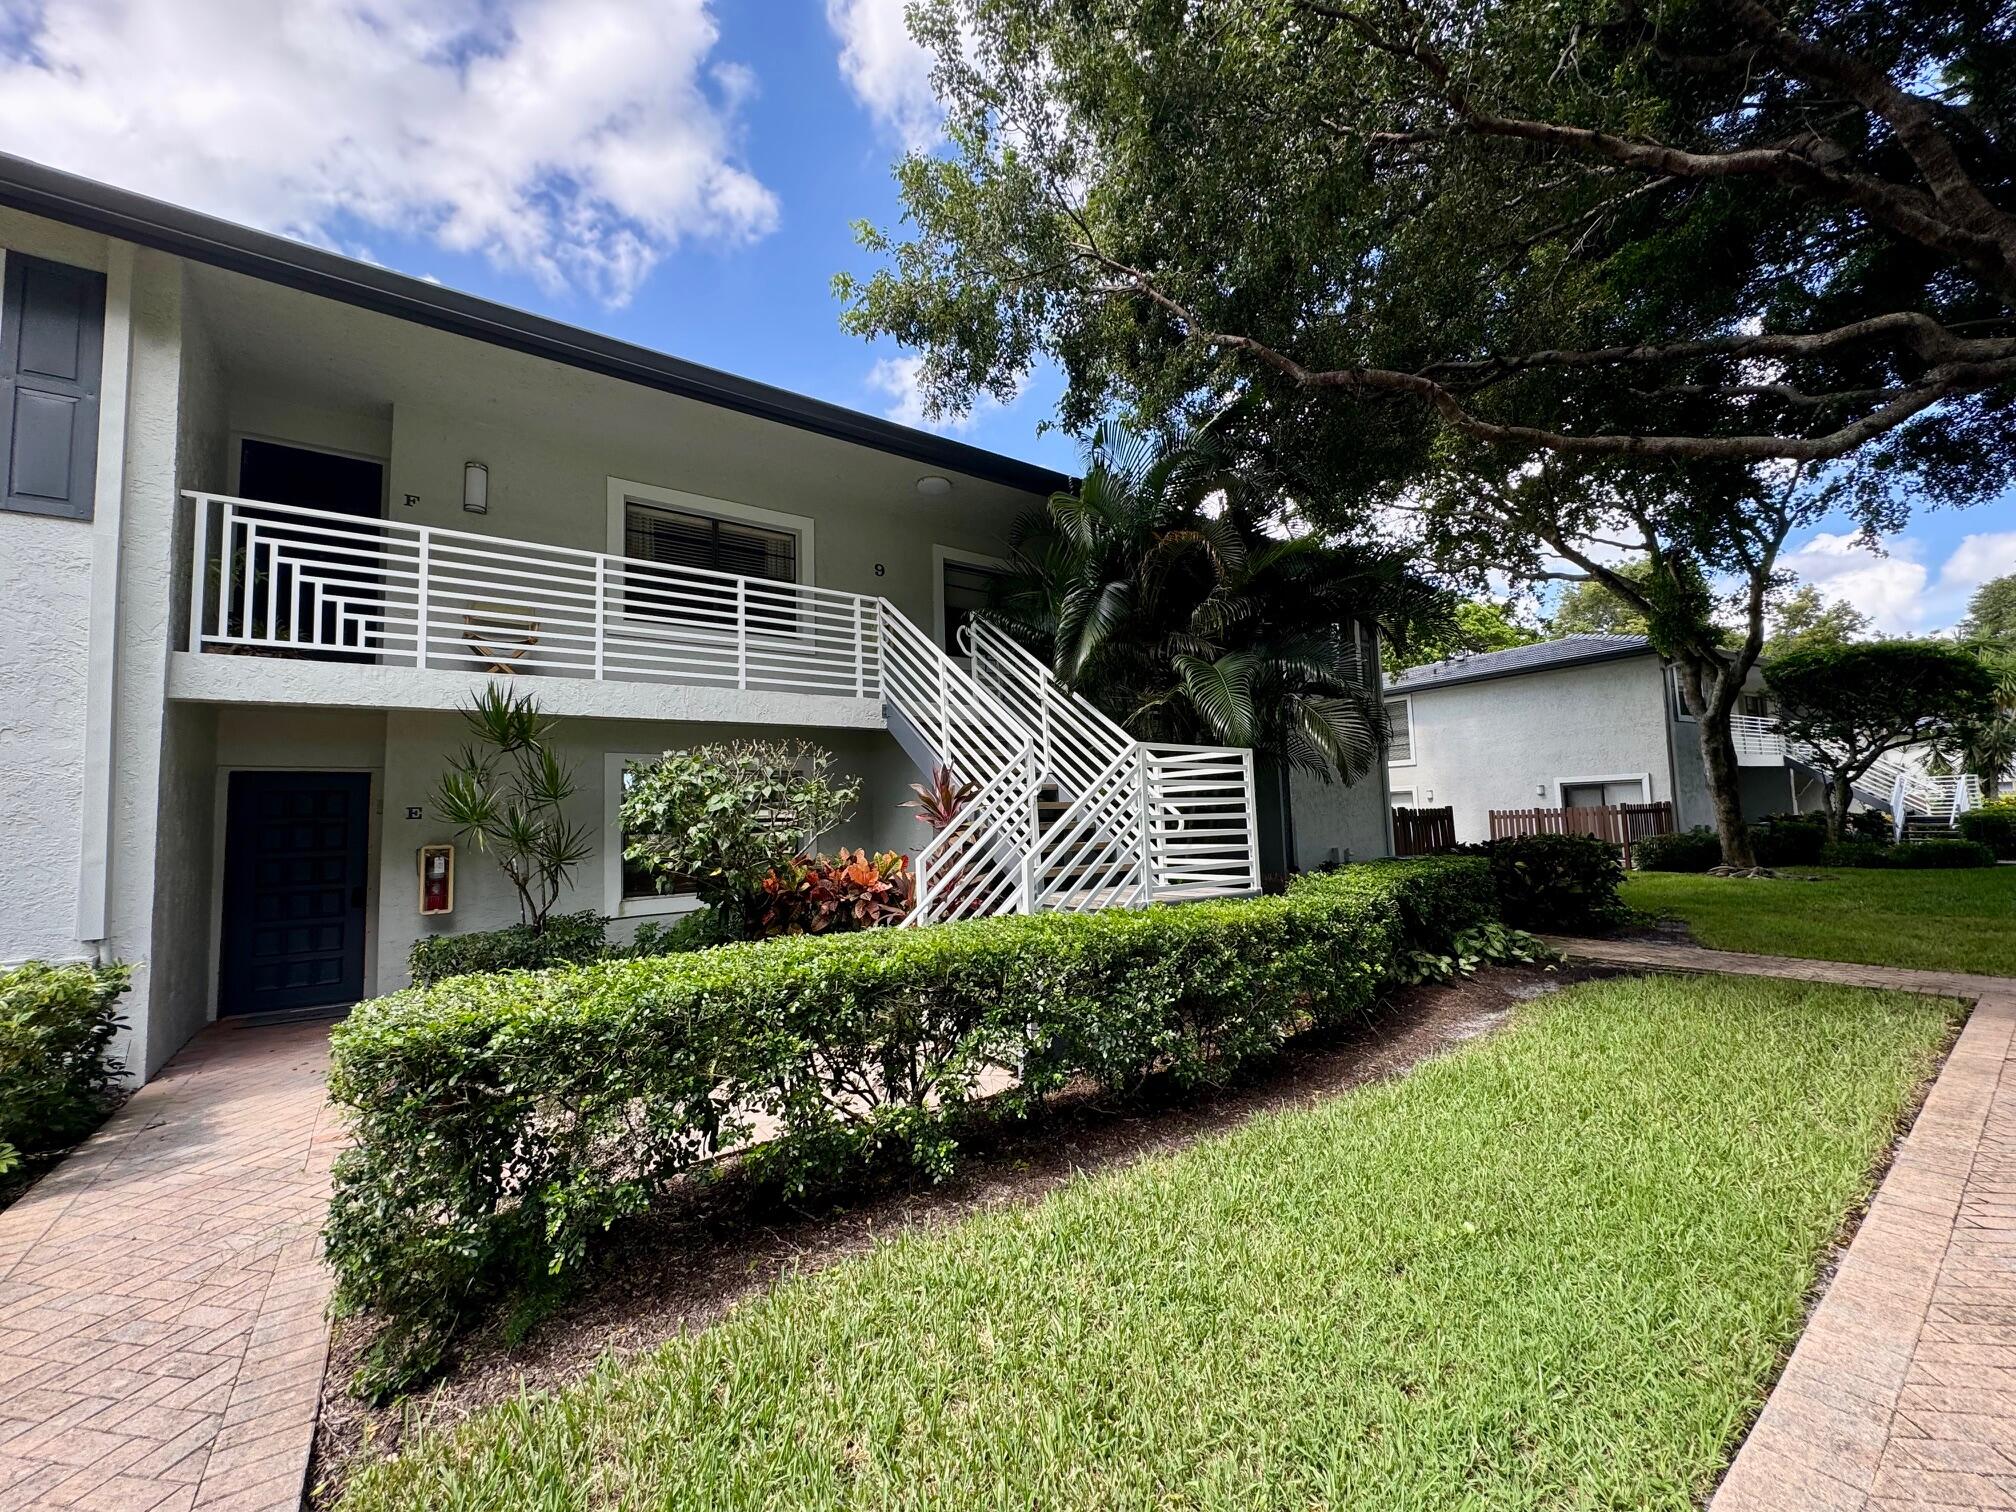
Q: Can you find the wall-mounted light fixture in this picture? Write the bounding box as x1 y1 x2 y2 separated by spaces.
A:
463 460 489 514
915 474 952 498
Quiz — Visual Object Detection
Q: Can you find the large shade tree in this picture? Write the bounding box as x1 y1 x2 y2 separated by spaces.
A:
1764 640 1998 835
839 0 2016 865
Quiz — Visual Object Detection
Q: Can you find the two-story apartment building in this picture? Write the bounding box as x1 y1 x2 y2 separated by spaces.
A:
1383 635 1828 844
0 155 1392 1081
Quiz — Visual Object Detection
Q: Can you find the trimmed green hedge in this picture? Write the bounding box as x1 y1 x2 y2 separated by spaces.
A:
1453 833 1628 931
408 911 610 987
1958 805 2016 860
326 858 1495 1393
1 961 130 1173
1632 827 1722 873
1818 837 1997 868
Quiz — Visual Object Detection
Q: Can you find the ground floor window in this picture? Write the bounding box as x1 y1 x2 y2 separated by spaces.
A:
603 753 701 917
1390 788 1416 808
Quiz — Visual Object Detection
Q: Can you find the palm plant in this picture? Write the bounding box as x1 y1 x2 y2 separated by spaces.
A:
988 422 1418 780
434 684 595 929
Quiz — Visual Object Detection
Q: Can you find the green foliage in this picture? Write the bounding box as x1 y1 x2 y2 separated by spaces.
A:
1402 921 1557 984
1383 599 1541 675
324 858 1493 1394
619 741 861 928
1961 575 2016 652
1457 833 1628 933
754 850 914 935
1749 814 1830 867
989 422 1408 779
1767 642 2001 836
0 962 130 1172
1762 586 1870 663
1817 839 1997 870
407 913 609 988
1959 804 2016 859
1547 568 1654 639
626 907 743 958
337 974 1950 1512
1631 828 1722 873
432 685 594 930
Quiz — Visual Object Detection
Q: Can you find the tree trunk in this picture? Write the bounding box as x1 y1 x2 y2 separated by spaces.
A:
1696 712 1758 867
1828 772 1851 841
1679 655 1757 868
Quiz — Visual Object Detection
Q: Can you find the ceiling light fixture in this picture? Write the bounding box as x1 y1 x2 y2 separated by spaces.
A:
915 475 952 497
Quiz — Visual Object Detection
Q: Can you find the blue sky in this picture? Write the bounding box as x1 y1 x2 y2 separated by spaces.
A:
0 0 2006 630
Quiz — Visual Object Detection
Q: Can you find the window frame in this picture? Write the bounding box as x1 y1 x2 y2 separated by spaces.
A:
1389 787 1417 809
605 477 817 645
1384 694 1416 767
1553 773 1652 809
602 752 705 920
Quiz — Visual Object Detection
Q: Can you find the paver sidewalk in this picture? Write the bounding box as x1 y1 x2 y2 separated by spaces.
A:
0 1018 338 1512
1548 936 2016 1512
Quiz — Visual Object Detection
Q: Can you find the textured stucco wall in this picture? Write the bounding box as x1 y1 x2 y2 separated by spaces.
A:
371 713 916 995
0 219 108 966
1392 655 1673 844
1286 766 1393 868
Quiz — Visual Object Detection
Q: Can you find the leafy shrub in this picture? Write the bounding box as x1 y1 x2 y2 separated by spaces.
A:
1403 921 1557 984
1455 833 1627 931
0 962 130 1171
1631 827 1722 872
755 850 914 934
1750 813 1828 866
1885 838 1997 868
326 857 1494 1393
620 741 861 929
407 912 608 988
1846 808 1893 841
1817 838 1997 869
1958 804 2016 859
625 906 742 958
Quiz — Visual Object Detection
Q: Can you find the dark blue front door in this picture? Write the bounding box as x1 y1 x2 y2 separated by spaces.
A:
220 771 370 1017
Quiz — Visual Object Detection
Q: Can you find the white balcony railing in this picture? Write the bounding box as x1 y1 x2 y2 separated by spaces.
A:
186 492 880 698
183 491 1263 920
1730 713 1788 765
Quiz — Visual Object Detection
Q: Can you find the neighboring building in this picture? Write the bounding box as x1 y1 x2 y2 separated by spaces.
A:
0 154 1391 1081
1384 635 1827 844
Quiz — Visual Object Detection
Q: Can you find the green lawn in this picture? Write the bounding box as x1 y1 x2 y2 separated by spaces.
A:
1624 865 2016 976
337 975 1952 1512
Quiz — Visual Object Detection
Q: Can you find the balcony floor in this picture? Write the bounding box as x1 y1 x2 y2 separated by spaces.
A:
166 650 887 729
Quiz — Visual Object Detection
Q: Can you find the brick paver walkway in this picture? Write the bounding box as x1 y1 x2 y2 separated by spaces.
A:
0 1019 339 1512
1548 936 2016 1512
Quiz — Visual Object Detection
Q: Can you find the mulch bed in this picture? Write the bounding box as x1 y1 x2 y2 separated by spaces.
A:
311 962 1613 1503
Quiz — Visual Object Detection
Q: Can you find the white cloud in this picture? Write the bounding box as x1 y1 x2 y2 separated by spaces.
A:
867 351 1022 434
1779 528 2016 635
826 0 942 150
0 0 779 305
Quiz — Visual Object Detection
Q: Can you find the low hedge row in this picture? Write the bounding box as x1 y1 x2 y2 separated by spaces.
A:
1 961 130 1174
1450 832 1629 932
326 857 1496 1393
1820 837 1999 868
1958 802 2016 859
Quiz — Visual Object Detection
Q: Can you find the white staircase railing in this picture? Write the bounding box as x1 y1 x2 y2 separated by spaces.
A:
185 491 1261 924
875 608 1040 924
1729 701 1983 830
966 619 1263 903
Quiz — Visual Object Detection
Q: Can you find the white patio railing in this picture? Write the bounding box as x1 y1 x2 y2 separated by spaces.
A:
183 491 1263 921
1728 708 1980 825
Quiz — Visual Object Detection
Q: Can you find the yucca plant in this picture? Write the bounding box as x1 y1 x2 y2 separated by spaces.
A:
433 684 595 930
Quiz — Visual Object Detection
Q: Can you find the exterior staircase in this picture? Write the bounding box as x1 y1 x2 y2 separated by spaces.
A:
183 491 1262 932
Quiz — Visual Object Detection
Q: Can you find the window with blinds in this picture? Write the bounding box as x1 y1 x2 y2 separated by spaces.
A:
624 502 797 582
621 500 801 633
1385 698 1413 763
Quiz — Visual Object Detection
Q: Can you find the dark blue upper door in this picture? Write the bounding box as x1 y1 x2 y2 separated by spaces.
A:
220 771 370 1017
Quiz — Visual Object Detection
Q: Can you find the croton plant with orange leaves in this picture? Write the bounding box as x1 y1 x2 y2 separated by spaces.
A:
755 848 915 935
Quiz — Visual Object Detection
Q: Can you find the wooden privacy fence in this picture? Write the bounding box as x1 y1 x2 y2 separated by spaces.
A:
1489 800 1675 868
1392 805 1457 857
